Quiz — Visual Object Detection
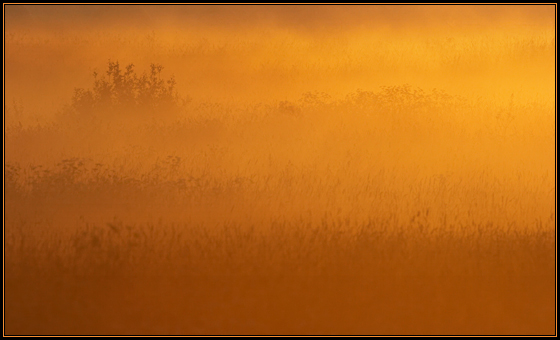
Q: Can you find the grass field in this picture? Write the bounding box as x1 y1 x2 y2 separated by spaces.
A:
4 5 556 335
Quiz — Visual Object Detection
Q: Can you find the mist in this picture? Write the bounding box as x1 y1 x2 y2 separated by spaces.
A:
4 4 555 335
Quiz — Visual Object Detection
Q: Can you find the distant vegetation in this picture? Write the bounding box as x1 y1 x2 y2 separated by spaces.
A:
69 61 183 118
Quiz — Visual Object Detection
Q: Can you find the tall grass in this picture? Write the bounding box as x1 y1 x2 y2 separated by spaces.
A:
5 82 555 334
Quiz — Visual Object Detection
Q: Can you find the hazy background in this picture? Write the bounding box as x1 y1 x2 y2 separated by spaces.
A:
4 4 556 335
5 5 555 124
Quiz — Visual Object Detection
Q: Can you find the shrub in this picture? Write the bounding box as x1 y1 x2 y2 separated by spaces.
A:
70 61 183 118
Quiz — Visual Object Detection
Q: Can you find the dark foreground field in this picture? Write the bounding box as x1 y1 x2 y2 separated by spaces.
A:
5 154 555 334
6 271 555 335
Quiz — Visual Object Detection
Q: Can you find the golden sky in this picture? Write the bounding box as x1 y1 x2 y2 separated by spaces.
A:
5 5 555 32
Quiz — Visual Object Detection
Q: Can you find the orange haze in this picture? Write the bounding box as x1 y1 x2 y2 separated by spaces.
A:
4 4 556 336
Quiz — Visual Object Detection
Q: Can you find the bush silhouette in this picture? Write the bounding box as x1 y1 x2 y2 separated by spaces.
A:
70 61 181 118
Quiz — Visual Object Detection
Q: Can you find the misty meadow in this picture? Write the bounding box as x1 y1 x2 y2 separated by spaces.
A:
4 5 556 335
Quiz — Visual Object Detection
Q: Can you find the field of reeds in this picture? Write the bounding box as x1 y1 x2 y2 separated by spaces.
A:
4 6 556 335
